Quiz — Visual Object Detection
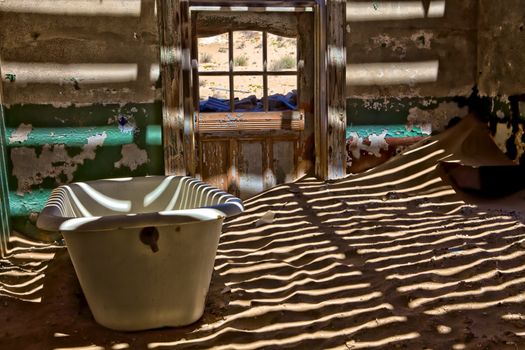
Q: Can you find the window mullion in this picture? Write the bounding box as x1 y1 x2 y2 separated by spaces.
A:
262 31 269 112
228 30 234 112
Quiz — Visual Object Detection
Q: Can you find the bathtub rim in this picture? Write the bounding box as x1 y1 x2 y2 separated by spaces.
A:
36 176 244 233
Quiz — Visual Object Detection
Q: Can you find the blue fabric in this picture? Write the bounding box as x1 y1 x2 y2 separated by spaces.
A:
199 91 297 112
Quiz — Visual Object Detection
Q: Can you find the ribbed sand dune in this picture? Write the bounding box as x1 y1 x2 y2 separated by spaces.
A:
2 115 525 349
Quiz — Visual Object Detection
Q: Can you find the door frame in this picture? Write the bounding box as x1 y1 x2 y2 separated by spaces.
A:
156 0 346 182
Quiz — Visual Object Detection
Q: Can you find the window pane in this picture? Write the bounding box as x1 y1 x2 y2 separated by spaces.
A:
198 33 229 72
268 75 297 111
233 31 263 72
199 76 230 112
234 76 263 112
267 33 297 72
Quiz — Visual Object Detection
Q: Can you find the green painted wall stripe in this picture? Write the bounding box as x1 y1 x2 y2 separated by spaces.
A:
8 190 51 217
346 124 428 139
5 125 163 147
146 125 162 146
6 126 131 147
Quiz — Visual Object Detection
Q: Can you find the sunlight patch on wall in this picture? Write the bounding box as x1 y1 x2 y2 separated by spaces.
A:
2 62 138 85
347 60 439 86
0 0 141 17
347 1 445 21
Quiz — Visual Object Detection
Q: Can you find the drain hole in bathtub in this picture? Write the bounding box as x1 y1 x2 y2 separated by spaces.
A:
140 227 159 253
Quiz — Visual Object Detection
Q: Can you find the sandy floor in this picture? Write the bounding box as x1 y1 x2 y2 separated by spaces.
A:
3 115 525 349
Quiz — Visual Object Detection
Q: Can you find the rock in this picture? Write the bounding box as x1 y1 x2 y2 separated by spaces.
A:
255 211 275 227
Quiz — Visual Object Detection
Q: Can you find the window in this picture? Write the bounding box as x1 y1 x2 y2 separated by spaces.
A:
197 31 298 113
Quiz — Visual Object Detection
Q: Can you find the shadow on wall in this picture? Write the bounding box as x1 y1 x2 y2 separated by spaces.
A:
0 0 164 238
343 0 491 173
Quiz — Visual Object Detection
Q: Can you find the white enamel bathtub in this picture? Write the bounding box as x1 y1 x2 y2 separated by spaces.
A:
37 176 243 331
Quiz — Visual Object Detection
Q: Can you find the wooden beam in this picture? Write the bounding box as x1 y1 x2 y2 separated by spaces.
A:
297 11 315 178
314 0 327 179
262 31 269 112
156 0 186 175
196 111 305 133
198 70 297 76
195 11 298 38
325 0 346 180
190 0 317 7
181 0 196 176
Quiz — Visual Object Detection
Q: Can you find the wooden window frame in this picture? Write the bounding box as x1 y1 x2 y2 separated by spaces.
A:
191 8 306 133
197 30 298 113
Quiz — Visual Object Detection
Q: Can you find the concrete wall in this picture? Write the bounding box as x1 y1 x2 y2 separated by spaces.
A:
478 0 525 97
345 0 525 169
0 0 163 237
477 0 525 164
344 0 477 171
345 0 478 132
346 0 477 99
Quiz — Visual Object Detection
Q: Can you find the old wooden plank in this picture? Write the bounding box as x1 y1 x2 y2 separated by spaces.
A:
156 0 186 175
181 0 196 176
201 140 229 190
262 31 269 112
198 70 297 76
195 11 298 38
273 140 295 184
325 0 346 179
297 11 315 178
191 14 200 112
200 132 299 141
196 111 305 132
262 137 276 190
314 0 327 179
228 30 235 112
227 138 239 195
190 0 317 7
238 141 264 198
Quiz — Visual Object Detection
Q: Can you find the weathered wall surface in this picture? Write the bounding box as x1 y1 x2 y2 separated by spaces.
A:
345 0 478 133
344 0 478 171
344 0 525 170
346 0 477 98
0 0 159 105
0 0 163 236
478 0 525 97
477 0 525 164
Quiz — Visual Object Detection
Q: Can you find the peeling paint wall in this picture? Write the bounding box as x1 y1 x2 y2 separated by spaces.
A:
345 1 478 172
407 102 469 133
478 0 525 97
346 96 471 172
0 0 159 106
345 0 525 171
347 0 477 98
477 0 525 164
0 0 163 236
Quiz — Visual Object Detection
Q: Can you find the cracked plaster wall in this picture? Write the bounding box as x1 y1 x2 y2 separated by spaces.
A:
0 0 163 235
346 0 525 167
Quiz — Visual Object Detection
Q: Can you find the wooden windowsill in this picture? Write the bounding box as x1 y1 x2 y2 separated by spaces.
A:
196 110 304 133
